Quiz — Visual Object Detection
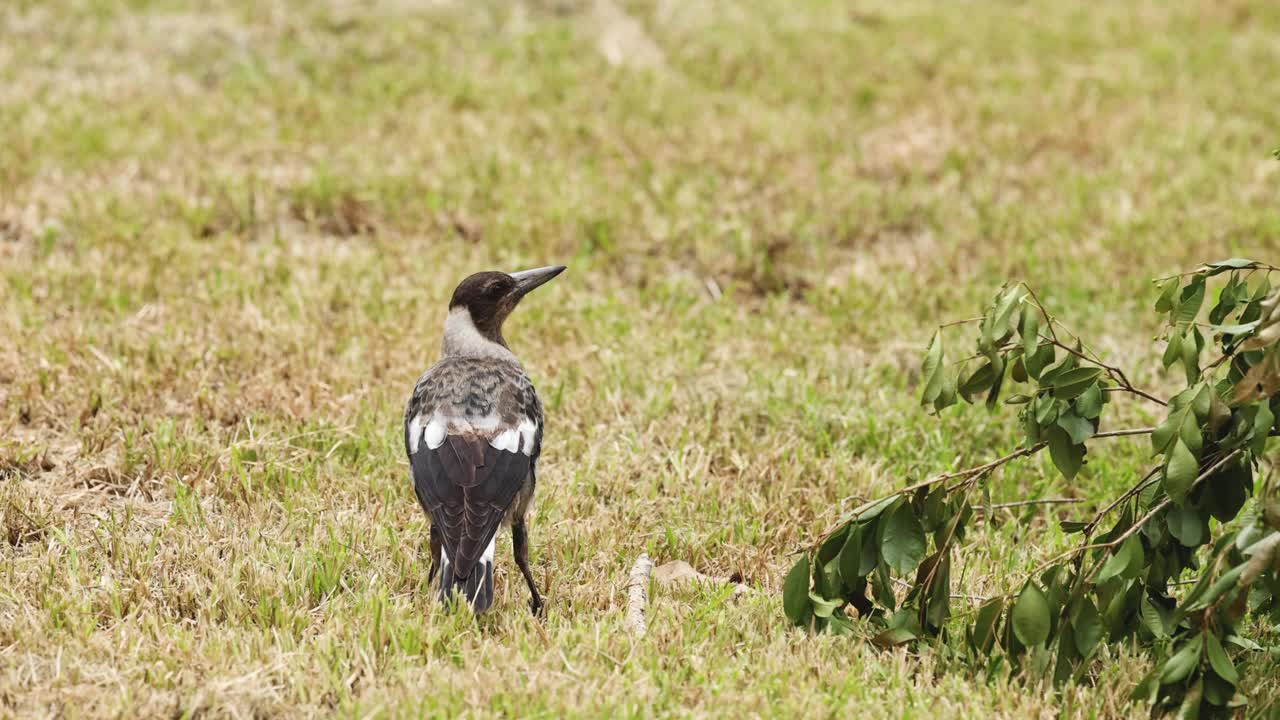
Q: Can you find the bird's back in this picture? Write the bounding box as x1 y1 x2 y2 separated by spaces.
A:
404 356 543 609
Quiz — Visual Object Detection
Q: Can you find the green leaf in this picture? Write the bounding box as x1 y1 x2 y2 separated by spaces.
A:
922 486 947 532
1059 520 1089 534
809 592 840 618
984 356 1006 411
1209 275 1241 325
1181 563 1223 612
1179 406 1204 456
1183 565 1245 613
1103 580 1138 637
881 503 927 574
1155 279 1179 313
1163 439 1198 505
1013 356 1030 384
934 374 957 412
924 554 951 630
856 522 880 576
1098 536 1143 583
1021 304 1041 357
1167 506 1206 547
971 598 1004 654
1056 410 1095 445
959 362 997 402
871 627 917 648
1151 408 1183 455
1035 395 1061 426
1203 258 1257 273
1205 632 1238 685
1025 343 1055 380
1160 633 1204 685
1012 584 1051 647
1182 327 1202 384
873 559 896 610
826 614 855 636
838 524 869 585
849 496 898 522
1075 383 1104 419
1206 461 1251 522
1163 330 1184 369
1176 277 1207 325
1046 426 1084 480
1251 400 1274 455
920 331 945 409
817 526 847 566
782 556 813 626
1051 367 1104 399
1073 597 1103 656
1211 321 1261 335
1139 596 1167 639
983 286 1024 350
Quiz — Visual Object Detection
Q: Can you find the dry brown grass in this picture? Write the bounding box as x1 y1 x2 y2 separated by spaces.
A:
2 0 1279 717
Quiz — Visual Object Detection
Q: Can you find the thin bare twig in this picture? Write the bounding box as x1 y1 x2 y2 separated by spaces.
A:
976 498 1083 511
939 316 985 328
1152 262 1280 283
1021 284 1060 344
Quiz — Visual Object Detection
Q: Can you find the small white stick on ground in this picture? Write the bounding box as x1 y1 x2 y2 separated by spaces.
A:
625 553 654 637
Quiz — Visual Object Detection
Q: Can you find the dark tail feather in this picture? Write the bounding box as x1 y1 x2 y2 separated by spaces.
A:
438 560 495 614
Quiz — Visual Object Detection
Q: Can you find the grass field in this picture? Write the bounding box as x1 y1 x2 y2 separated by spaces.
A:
3 0 1280 717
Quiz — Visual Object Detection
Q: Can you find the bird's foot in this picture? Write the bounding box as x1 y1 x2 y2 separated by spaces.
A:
529 596 545 618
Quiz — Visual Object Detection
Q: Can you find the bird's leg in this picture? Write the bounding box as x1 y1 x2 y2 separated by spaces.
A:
511 518 544 617
428 524 443 587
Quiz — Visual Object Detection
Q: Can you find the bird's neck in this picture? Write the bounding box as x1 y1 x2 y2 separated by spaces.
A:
441 306 514 360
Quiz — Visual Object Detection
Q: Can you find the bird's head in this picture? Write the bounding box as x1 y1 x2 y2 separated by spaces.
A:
447 265 566 348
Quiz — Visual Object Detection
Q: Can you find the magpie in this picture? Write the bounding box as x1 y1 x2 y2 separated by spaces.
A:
403 265 564 615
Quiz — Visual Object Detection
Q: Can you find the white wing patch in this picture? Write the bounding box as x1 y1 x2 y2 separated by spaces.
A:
517 418 537 456
490 428 520 453
407 416 422 454
423 418 447 450
490 418 538 454
412 413 537 455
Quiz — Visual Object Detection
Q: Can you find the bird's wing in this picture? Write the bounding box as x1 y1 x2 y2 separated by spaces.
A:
408 431 531 580
404 359 542 581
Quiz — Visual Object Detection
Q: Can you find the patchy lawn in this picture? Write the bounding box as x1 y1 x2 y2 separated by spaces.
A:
2 0 1278 716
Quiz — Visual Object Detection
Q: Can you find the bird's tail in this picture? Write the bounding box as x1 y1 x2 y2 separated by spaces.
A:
438 552 495 614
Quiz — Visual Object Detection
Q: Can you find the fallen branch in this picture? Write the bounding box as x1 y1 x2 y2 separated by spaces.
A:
625 553 653 637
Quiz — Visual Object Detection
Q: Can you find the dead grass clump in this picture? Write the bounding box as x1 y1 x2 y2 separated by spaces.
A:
1 478 53 547
288 187 377 238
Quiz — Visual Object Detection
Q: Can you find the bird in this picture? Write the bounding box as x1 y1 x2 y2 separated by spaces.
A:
403 265 565 615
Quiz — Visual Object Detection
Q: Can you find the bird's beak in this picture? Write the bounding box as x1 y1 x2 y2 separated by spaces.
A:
509 265 566 299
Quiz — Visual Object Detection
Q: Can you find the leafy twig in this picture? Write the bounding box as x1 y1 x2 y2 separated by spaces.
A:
1082 466 1162 535
1153 262 1280 283
1043 337 1167 407
813 428 1154 548
1037 449 1244 575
